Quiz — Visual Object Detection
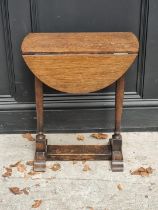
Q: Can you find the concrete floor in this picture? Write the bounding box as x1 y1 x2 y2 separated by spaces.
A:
0 132 158 210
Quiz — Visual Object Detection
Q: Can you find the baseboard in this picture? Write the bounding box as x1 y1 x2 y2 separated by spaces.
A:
0 107 158 133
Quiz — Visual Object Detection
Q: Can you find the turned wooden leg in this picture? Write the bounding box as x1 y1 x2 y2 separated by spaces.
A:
34 77 47 172
111 75 125 172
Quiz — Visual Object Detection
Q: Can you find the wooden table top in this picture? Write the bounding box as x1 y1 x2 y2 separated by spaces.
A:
22 32 139 54
22 32 139 93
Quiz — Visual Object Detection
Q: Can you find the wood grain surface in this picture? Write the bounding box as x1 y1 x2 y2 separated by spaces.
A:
22 32 139 54
47 145 111 161
23 54 137 93
22 32 139 93
47 145 110 154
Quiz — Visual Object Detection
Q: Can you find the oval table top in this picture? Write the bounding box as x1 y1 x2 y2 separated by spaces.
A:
22 32 139 93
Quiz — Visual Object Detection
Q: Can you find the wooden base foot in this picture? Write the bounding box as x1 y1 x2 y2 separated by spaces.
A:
33 133 124 172
34 133 47 172
110 134 124 172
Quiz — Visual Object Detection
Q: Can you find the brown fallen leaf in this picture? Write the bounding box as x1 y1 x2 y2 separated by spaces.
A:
2 167 12 177
130 170 140 175
9 186 30 195
117 184 123 191
87 207 94 210
9 187 23 195
77 134 85 141
83 164 91 172
9 161 21 168
138 167 146 172
26 160 34 166
51 163 61 171
146 167 153 174
22 187 30 195
82 160 86 164
91 133 108 140
32 200 42 208
28 171 38 176
17 163 26 173
130 167 154 177
140 171 149 177
22 133 35 141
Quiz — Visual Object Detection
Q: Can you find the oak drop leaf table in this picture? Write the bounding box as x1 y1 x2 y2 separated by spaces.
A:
21 32 139 172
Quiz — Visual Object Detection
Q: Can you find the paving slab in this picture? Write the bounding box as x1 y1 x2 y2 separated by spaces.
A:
0 132 157 210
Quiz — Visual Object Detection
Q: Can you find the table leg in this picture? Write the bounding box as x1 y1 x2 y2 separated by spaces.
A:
111 75 125 172
34 77 47 172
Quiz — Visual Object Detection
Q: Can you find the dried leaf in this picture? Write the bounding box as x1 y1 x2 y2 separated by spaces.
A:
117 184 123 191
91 133 108 140
9 161 21 168
2 167 12 177
26 160 34 166
83 164 91 172
51 163 61 171
73 161 78 165
140 171 149 177
17 163 26 173
138 167 146 172
146 167 153 174
22 133 35 141
32 200 42 208
22 187 30 195
77 135 85 141
130 167 154 176
130 170 140 175
87 207 94 210
5 167 12 173
82 160 86 164
28 171 38 176
9 187 23 195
